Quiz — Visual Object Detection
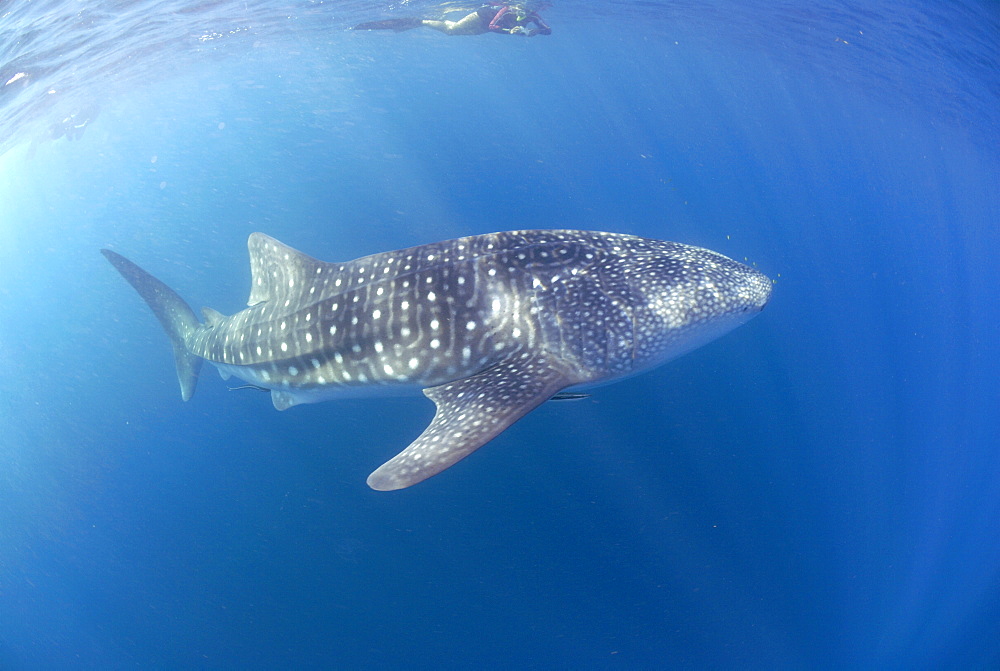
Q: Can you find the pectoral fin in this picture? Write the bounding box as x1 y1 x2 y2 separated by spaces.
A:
271 389 302 411
366 352 572 491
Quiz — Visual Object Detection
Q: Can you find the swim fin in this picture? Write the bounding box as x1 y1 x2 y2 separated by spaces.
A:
353 18 424 32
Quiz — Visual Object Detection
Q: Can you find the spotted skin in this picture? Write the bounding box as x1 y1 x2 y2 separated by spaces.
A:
102 230 772 490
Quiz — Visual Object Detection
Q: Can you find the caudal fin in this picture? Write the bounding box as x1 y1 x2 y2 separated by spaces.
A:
101 249 203 401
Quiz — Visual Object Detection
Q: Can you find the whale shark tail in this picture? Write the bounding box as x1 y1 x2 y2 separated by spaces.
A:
101 249 203 401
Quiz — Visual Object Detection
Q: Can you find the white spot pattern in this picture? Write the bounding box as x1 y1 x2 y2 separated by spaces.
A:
112 230 771 492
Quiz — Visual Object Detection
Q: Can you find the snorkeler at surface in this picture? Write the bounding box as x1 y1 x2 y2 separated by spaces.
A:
354 4 552 37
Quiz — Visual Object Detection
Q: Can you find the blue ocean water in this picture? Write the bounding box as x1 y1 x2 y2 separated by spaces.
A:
1 0 998 667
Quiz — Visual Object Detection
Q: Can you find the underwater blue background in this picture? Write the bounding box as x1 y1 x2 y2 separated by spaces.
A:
1 1 998 667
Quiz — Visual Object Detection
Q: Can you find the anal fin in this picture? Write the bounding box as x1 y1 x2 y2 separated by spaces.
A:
366 351 572 491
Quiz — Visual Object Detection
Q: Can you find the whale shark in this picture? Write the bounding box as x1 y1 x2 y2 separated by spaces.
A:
102 230 772 490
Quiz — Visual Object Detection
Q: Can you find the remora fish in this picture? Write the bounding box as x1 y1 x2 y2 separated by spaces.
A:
102 230 772 490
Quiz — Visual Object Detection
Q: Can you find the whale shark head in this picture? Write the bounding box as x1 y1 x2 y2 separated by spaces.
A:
624 242 772 374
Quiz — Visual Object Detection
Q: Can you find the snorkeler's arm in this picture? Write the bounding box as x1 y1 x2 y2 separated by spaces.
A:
488 6 513 32
526 13 551 36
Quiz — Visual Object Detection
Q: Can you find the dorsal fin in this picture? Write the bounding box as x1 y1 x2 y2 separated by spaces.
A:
201 307 227 327
246 233 335 306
